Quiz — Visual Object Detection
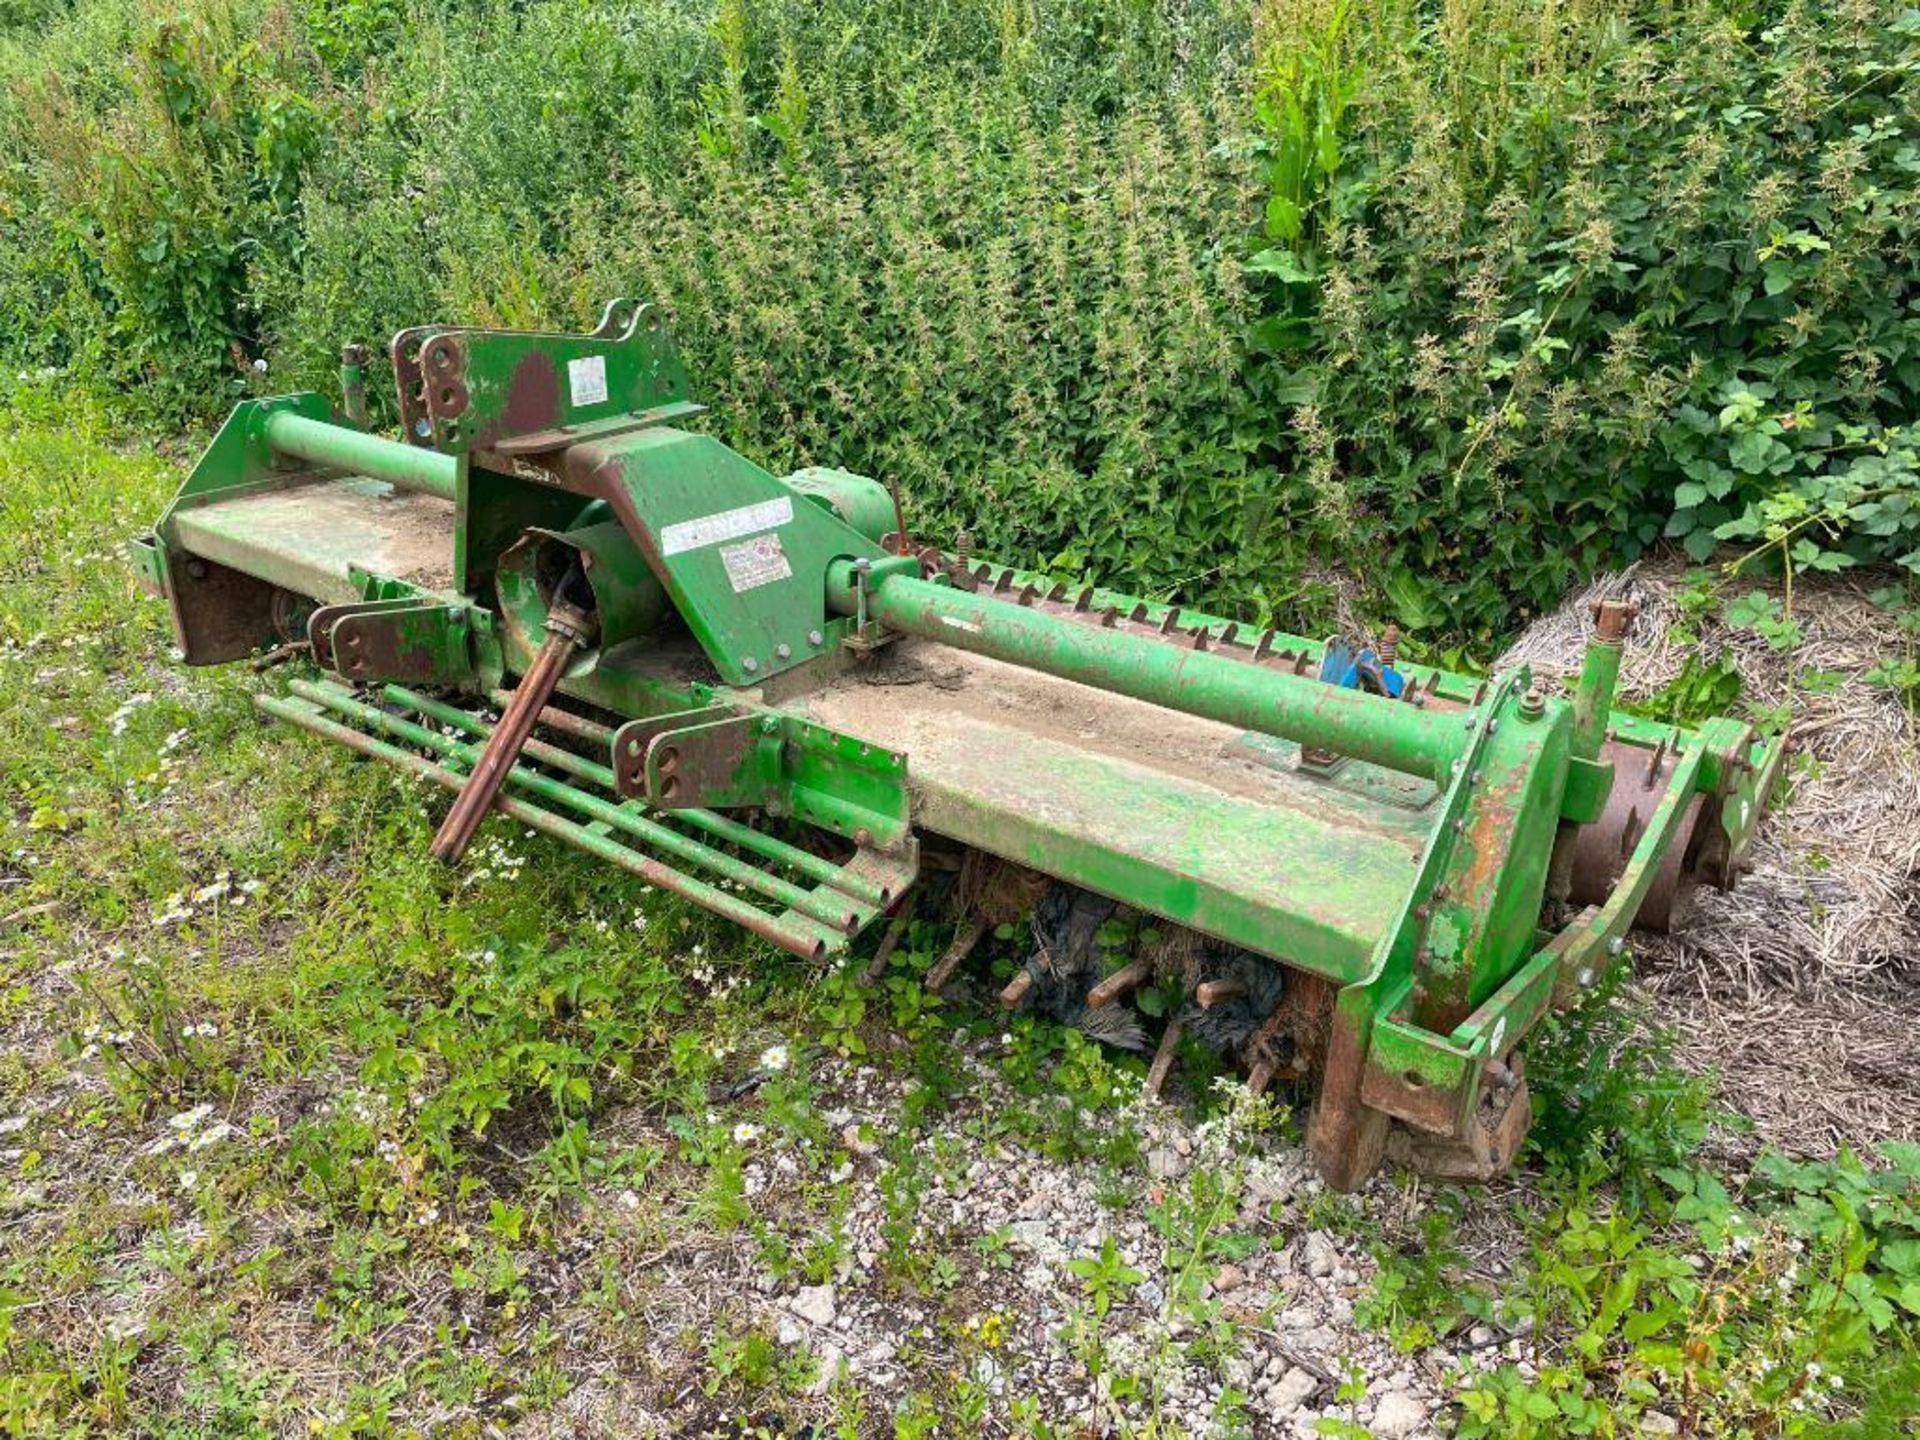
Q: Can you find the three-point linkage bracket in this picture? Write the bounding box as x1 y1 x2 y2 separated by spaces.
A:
607 704 915 857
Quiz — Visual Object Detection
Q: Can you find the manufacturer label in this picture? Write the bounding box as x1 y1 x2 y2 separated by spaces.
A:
719 534 792 593
567 354 609 408
660 497 794 556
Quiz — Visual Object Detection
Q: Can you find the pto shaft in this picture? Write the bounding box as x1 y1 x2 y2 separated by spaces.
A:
430 597 594 863
827 565 1465 782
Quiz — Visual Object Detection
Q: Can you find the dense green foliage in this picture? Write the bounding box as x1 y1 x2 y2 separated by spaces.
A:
1252 0 1920 636
1 0 1916 640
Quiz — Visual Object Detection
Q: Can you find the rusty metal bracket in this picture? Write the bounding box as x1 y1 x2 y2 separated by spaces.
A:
308 597 474 685
645 712 776 811
609 706 740 794
612 705 913 853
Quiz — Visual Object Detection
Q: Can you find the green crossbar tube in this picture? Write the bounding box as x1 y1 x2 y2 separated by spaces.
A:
827 565 1467 782
263 411 460 502
256 694 839 960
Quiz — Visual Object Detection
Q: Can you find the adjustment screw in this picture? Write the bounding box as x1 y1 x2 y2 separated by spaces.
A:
1519 686 1545 721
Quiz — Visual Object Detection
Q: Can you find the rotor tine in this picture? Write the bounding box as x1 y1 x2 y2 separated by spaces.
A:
1144 1017 1184 1099
862 893 919 982
925 914 989 993
1087 958 1151 1009
1196 978 1246 1009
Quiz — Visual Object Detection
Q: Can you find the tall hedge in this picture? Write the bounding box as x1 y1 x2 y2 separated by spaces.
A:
2 0 1916 643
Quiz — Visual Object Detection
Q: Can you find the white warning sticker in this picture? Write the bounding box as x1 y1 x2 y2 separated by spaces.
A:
567 354 609 408
660 497 794 556
719 534 792 593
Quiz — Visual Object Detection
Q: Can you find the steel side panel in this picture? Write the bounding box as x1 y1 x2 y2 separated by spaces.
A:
793 647 1424 983
168 478 458 604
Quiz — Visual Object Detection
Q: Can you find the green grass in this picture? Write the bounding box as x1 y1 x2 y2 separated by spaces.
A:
2 395 1915 1436
0 390 1168 1434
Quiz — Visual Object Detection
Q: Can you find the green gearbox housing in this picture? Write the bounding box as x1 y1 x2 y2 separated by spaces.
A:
127 303 1787 1189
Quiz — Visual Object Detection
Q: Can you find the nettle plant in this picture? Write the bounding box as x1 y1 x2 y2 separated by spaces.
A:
1245 0 1920 642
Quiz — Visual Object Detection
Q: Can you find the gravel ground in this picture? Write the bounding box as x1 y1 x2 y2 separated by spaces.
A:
511 1040 1531 1438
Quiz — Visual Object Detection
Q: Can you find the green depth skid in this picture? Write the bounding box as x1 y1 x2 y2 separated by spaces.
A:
129 306 1787 1188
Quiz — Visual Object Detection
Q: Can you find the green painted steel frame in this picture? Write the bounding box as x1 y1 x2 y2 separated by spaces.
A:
564 428 890 688
396 299 700 457
131 303 1794 1191
1315 709 1761 1181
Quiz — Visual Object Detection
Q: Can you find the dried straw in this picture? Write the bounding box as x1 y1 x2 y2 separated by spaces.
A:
1501 556 1920 1156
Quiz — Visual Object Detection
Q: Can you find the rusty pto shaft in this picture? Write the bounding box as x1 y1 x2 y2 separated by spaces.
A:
430 589 596 864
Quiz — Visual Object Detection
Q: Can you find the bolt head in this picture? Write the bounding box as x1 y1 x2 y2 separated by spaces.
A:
807 629 824 646
741 656 759 673
775 642 792 660
1606 936 1625 957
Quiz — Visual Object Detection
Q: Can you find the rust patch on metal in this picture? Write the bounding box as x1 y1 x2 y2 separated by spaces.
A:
165 551 281 664
1384 1071 1532 1180
1360 1055 1466 1136
1569 737 1705 931
500 352 563 442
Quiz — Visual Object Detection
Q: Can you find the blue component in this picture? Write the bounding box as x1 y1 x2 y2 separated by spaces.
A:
1318 638 1407 699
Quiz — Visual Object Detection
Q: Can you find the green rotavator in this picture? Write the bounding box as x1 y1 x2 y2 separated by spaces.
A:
129 305 1785 1188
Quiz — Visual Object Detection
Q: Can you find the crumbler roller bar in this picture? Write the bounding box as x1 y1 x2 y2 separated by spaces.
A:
128 305 1786 1188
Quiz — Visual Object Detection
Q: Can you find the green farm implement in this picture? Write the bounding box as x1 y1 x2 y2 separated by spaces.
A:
129 305 1785 1187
